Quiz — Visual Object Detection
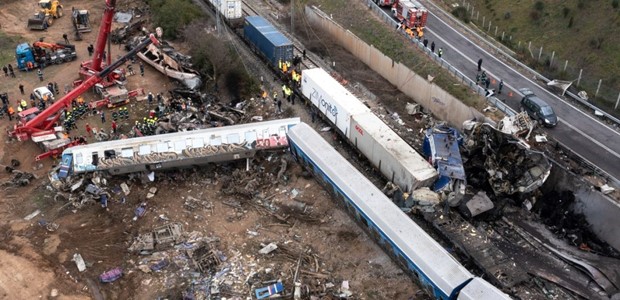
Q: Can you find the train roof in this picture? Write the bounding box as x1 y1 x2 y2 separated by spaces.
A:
245 16 292 47
288 123 472 296
425 126 466 181
302 68 371 117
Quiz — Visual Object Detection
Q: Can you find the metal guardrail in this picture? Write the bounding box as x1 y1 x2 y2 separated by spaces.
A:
362 0 516 116
422 0 620 127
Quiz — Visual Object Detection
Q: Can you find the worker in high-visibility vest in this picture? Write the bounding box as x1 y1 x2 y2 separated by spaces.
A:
7 106 15 121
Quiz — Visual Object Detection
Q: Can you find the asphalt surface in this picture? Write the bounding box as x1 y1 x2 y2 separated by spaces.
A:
415 3 620 181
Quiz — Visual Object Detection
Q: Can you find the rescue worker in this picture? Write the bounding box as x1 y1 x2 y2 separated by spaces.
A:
8 64 14 78
430 41 435 53
2 65 7 77
20 99 28 110
139 62 145 76
7 106 15 121
438 47 443 58
30 99 36 108
111 120 117 134
498 79 504 94
278 59 282 71
282 84 287 98
147 92 153 106
37 69 44 81
19 84 24 95
282 62 288 73
276 98 282 114
85 123 92 137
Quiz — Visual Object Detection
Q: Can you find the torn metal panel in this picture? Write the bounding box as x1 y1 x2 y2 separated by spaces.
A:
463 191 494 218
422 125 466 205
497 112 534 139
154 223 184 245
462 121 551 196
128 36 202 89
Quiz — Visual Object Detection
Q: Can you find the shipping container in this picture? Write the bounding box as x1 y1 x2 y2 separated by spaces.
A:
208 0 242 20
301 68 371 137
243 16 293 68
350 112 437 192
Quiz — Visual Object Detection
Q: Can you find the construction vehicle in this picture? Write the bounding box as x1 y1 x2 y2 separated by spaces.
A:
16 41 77 71
28 0 64 30
9 33 159 144
72 8 91 33
391 0 428 38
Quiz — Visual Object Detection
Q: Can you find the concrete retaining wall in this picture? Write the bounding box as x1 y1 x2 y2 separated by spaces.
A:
304 6 486 128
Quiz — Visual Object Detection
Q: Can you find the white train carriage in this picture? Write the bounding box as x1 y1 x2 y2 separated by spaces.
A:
350 112 437 192
207 0 242 20
301 67 437 192
59 118 299 177
301 68 371 137
287 123 475 299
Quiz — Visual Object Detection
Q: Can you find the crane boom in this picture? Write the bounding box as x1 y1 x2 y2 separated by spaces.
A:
11 34 159 141
91 0 116 71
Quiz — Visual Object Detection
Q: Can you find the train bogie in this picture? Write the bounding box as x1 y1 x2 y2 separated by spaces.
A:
243 16 294 68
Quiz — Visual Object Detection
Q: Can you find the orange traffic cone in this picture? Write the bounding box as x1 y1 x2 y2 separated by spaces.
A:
508 92 513 97
492 79 496 84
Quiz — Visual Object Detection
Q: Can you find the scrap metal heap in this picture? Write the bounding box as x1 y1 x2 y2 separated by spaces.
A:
461 119 551 196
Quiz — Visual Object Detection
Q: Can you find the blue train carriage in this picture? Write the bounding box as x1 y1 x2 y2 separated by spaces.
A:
422 125 466 205
243 15 294 68
59 118 300 177
287 123 475 299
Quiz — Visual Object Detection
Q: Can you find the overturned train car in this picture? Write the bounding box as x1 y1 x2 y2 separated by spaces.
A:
59 118 300 177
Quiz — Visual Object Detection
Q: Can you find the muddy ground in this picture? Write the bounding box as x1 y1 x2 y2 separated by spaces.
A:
0 0 422 299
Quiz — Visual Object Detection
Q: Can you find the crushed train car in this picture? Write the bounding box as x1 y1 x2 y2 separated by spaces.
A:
422 125 466 206
127 36 202 90
462 120 551 195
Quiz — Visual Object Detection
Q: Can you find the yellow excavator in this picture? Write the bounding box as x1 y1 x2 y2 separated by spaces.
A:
27 0 64 30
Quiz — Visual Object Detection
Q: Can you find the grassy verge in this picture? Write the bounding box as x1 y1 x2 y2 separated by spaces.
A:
0 32 21 67
303 0 486 110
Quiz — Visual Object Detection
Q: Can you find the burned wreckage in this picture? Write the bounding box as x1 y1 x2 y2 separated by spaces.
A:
126 35 202 90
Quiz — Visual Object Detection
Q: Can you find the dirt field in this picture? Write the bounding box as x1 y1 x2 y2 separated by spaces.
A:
0 0 422 299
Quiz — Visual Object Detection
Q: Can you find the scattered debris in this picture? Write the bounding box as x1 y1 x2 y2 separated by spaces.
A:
258 243 278 255
99 267 123 283
24 209 41 221
72 253 87 272
255 281 284 299
462 191 494 218
146 186 158 198
601 184 615 195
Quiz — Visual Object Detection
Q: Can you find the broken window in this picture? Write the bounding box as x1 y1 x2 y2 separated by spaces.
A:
121 148 134 158
245 131 257 145
75 153 83 165
210 136 222 146
226 133 240 144
139 145 151 155
192 138 205 148
156 142 168 153
104 150 116 159
174 140 186 151
92 152 98 166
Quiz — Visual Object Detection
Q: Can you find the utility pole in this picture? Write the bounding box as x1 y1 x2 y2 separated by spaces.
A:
291 0 294 36
216 0 222 36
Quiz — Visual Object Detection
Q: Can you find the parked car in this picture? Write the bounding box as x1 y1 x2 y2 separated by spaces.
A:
518 88 558 127
33 86 55 102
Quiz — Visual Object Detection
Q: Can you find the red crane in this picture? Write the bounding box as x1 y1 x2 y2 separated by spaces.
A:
79 0 117 83
10 34 159 141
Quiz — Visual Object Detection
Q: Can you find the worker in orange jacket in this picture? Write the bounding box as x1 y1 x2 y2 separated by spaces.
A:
7 106 15 121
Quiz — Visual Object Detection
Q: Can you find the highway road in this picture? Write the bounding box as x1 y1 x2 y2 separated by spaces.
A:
418 2 620 181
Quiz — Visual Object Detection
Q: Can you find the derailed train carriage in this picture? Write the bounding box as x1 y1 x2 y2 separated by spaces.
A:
59 118 299 177
300 67 437 192
287 123 510 300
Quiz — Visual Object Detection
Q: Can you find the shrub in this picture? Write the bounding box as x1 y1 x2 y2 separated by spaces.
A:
451 7 470 23
504 12 511 20
146 0 204 40
562 7 571 18
534 1 545 11
530 10 541 21
568 16 574 28
613 0 620 9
